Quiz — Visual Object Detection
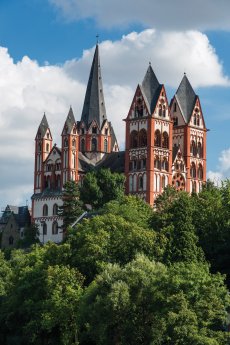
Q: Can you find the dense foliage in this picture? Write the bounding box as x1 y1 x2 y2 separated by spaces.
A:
1 175 230 344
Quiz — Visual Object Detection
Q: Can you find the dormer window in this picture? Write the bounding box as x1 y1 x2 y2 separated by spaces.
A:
174 103 177 112
105 128 108 136
159 104 162 116
92 127 97 134
162 105 166 117
81 128 85 135
173 117 178 126
47 133 49 139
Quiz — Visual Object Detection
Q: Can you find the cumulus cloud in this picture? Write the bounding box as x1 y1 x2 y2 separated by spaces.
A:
0 29 229 206
49 0 230 31
207 148 230 184
64 30 229 89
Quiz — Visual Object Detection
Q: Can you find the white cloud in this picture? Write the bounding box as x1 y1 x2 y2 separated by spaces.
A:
207 148 230 184
64 30 229 88
49 0 230 31
0 29 229 207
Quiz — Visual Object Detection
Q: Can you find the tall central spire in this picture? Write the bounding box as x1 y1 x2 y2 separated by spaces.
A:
81 44 107 129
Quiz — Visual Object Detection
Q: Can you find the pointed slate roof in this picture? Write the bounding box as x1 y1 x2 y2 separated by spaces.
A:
81 44 107 129
63 107 76 134
175 74 197 123
141 65 162 114
37 113 49 137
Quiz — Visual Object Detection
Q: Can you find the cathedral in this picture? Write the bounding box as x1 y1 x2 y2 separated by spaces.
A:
31 44 207 243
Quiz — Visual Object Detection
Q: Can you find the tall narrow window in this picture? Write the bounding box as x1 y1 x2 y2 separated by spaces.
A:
154 130 161 147
139 129 147 147
130 131 138 148
190 162 196 178
81 138 85 152
53 203 58 215
197 142 202 157
52 221 58 235
104 139 108 152
43 204 48 216
92 138 97 151
159 104 162 116
162 132 169 149
46 143 49 151
43 223 47 235
138 175 143 190
162 105 166 117
190 140 196 156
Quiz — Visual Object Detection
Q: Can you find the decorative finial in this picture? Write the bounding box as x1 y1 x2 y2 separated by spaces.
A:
184 71 186 76
96 34 99 44
149 61 151 66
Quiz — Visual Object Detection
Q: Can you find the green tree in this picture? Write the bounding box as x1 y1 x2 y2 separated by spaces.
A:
192 180 230 286
17 223 40 248
151 190 204 264
80 169 125 209
79 255 230 345
59 180 83 232
101 195 153 229
68 212 158 283
0 244 83 344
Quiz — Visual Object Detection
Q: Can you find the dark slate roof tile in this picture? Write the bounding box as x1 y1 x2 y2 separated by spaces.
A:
175 74 197 123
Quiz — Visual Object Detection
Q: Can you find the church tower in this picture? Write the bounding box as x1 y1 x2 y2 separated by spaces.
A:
61 107 79 186
34 114 52 194
170 74 207 192
77 44 118 163
125 65 172 206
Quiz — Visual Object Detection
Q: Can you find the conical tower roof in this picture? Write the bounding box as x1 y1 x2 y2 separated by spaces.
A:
37 113 49 137
141 65 161 113
175 74 197 123
63 107 76 134
81 44 107 128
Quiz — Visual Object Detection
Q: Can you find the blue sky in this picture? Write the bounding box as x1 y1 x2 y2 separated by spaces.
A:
0 0 230 207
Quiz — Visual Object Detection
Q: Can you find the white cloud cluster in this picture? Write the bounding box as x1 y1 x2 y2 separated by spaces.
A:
208 148 230 185
49 0 230 31
0 29 229 206
64 29 229 89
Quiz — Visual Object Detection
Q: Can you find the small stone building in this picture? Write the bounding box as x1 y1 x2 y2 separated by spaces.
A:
0 205 31 249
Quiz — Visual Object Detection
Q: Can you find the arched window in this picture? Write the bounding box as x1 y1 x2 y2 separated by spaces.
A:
154 156 161 170
38 143 41 152
138 175 143 190
72 139 76 147
81 138 85 152
52 221 58 235
173 117 178 126
162 132 169 148
91 138 97 151
198 164 203 180
162 175 166 190
162 105 166 117
197 142 203 158
53 203 58 215
159 104 162 116
154 130 161 147
130 131 138 148
43 223 47 235
135 98 143 117
197 116 200 126
46 143 49 151
139 129 147 147
104 139 108 152
190 162 196 178
193 115 196 125
162 158 168 171
143 173 147 191
73 128 77 134
64 138 68 147
190 140 196 156
43 204 48 216
92 127 97 134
